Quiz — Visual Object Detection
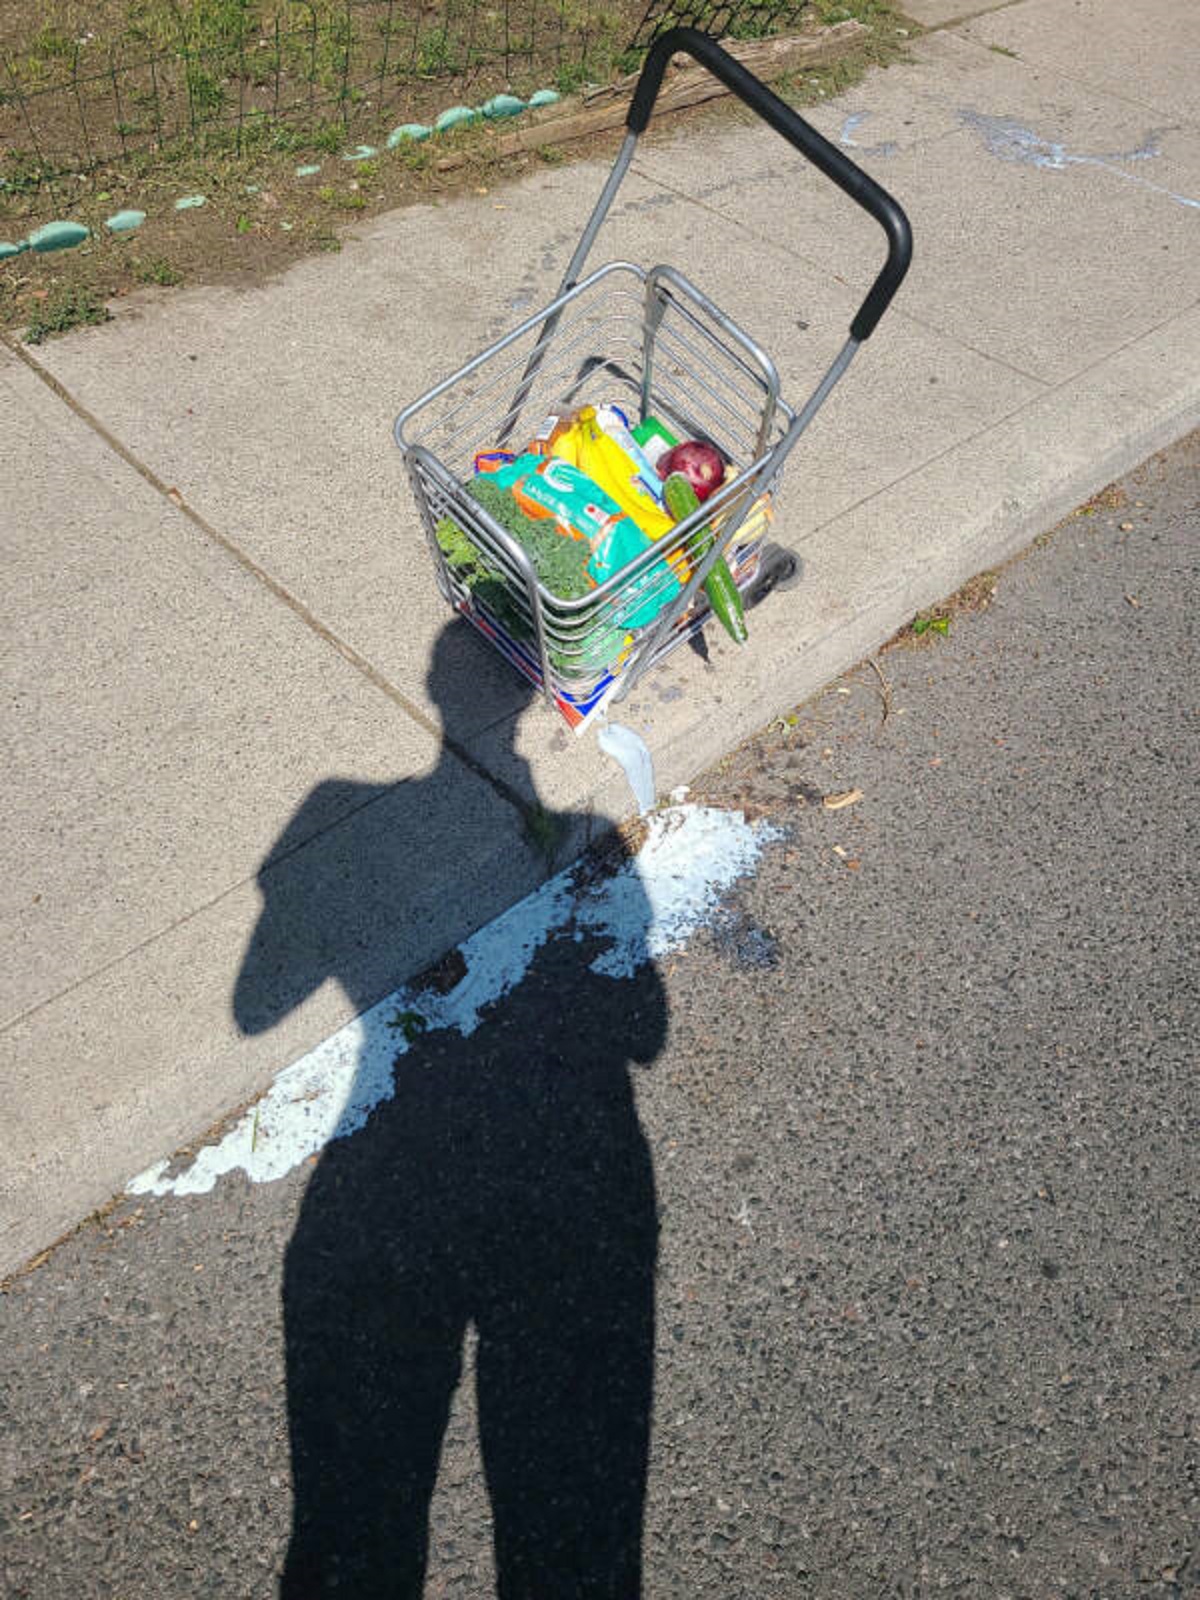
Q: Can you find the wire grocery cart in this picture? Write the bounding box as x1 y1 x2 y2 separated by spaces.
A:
395 27 912 733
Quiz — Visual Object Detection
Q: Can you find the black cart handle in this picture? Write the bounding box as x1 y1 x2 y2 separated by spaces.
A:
628 27 912 341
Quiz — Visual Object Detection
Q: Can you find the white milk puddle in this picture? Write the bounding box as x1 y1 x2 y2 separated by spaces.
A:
129 803 778 1199
961 110 1200 211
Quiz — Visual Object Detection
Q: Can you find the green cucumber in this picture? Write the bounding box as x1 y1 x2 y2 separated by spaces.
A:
701 555 748 645
661 470 700 524
662 474 748 647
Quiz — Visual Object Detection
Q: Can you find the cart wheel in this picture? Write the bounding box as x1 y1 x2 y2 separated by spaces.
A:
744 543 801 610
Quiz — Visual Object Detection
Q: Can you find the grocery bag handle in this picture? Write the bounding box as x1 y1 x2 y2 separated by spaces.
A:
626 26 911 341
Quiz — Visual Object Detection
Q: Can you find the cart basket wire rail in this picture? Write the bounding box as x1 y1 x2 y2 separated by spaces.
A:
395 27 912 733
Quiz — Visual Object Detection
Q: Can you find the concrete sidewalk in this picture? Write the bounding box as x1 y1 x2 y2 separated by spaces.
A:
4 0 1199 1277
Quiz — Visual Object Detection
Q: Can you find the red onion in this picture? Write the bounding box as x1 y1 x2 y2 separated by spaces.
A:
656 440 725 503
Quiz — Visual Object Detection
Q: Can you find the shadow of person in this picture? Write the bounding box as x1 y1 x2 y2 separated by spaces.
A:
234 623 668 1599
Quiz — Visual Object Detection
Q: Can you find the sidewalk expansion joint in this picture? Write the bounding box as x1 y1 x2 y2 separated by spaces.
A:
630 156 1049 387
944 25 1200 134
0 772 485 1041
2 333 537 833
801 296 1200 543
890 302 1051 387
923 0 1028 32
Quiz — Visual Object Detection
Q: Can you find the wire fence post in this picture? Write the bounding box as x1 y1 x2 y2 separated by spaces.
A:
69 43 95 168
236 20 247 154
340 0 352 128
109 45 128 160
303 2 317 126
461 0 480 89
182 39 196 141
271 14 282 123
148 50 165 152
378 0 395 106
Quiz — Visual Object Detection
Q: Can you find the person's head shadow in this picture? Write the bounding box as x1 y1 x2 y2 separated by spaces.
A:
234 623 544 1035
233 621 668 1598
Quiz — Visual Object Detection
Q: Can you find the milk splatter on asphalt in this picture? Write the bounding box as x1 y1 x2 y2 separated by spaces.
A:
129 803 778 1199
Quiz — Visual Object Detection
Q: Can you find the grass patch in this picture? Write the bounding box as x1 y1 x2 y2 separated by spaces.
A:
25 283 111 342
891 570 999 647
132 254 184 284
554 61 595 96
524 801 568 863
317 180 367 209
388 1008 428 1043
774 0 917 106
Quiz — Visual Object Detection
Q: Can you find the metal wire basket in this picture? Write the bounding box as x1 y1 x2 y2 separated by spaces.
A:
396 28 911 732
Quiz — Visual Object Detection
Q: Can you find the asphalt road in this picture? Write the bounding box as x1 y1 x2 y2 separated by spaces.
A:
2 435 1197 1599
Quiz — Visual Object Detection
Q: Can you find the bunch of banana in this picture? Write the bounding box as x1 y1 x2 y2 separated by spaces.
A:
553 407 691 583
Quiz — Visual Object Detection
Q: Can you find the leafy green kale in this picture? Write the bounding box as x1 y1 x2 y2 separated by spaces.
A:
435 476 628 677
466 478 594 601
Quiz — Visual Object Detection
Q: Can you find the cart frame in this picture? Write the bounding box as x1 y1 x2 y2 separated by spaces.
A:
395 27 912 730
